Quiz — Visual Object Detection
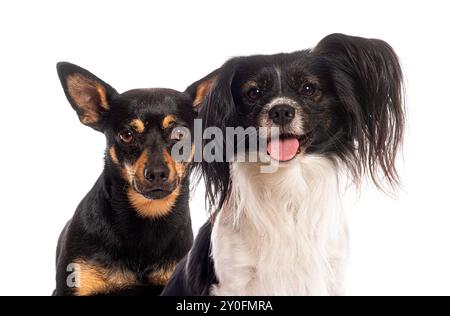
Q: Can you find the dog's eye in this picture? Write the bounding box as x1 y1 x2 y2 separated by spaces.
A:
171 127 189 141
118 130 134 144
300 83 316 96
247 87 262 101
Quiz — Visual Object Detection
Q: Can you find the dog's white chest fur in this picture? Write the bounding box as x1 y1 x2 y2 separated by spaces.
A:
211 155 349 296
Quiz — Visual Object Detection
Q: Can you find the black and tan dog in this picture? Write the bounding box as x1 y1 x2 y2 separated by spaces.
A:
53 62 195 295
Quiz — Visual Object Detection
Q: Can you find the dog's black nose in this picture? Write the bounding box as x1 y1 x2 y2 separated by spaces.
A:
144 167 169 184
268 104 295 125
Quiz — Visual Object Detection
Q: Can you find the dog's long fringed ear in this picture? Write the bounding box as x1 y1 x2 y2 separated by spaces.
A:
315 33 405 191
186 61 238 212
57 62 118 131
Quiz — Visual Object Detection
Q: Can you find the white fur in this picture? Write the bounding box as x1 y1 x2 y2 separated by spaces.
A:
210 155 349 296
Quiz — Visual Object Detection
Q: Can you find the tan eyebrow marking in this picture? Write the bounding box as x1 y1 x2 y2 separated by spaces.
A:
130 119 145 133
162 115 176 129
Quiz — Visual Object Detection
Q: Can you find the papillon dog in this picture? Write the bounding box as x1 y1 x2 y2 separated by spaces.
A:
162 33 405 296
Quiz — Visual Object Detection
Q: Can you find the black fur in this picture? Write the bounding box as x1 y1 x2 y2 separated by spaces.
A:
162 33 405 295
161 222 216 296
54 62 194 296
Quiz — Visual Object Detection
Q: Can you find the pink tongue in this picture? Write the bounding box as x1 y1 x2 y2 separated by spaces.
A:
267 137 300 161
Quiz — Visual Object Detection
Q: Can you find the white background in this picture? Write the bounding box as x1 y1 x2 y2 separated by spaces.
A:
0 0 449 296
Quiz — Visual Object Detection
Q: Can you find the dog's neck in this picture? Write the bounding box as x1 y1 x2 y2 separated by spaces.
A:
224 155 342 232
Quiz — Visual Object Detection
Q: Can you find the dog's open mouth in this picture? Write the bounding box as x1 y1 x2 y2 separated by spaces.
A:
267 132 313 162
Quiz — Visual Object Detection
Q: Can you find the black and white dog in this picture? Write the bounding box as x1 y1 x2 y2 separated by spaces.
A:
162 33 405 296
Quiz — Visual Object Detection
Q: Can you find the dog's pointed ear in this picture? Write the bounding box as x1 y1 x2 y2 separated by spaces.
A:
314 33 405 190
185 70 219 114
57 62 118 131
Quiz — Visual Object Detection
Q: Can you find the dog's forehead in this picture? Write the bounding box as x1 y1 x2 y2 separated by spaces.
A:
119 89 190 116
121 88 187 108
108 88 192 130
236 51 311 77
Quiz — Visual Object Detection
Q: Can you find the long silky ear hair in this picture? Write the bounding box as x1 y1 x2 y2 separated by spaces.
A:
314 34 405 191
187 59 240 212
